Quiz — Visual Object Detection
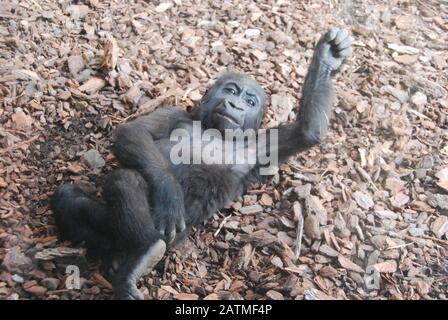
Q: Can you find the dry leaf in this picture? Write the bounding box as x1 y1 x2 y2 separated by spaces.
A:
338 255 364 273
431 216 448 238
395 16 415 29
271 256 284 268
240 230 277 247
155 2 173 12
67 164 84 174
304 288 334 300
78 77 106 93
259 193 273 206
91 272 113 290
304 215 320 240
14 69 40 81
251 49 267 61
436 180 448 192
387 43 419 55
203 293 220 300
12 109 33 130
121 86 142 107
174 293 199 300
372 260 397 273
393 54 419 65
239 204 263 215
353 191 374 210
390 193 410 208
416 280 430 296
435 168 448 180
266 290 284 300
100 36 119 70
161 285 179 295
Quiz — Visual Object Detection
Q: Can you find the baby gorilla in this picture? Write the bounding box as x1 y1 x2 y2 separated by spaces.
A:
51 28 353 299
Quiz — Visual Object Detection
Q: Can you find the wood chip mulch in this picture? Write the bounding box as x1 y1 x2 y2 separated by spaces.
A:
0 0 447 300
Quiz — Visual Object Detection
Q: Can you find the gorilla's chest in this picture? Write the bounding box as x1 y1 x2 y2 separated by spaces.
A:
154 123 252 217
154 122 251 173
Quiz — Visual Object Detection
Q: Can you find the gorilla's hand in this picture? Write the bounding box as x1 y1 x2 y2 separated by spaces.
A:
314 28 353 71
151 173 186 244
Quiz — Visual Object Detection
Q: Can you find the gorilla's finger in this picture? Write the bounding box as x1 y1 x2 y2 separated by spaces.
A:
334 29 349 45
325 28 339 41
336 36 352 50
176 217 186 233
336 47 352 58
130 287 144 300
114 285 143 300
157 222 166 236
166 226 176 244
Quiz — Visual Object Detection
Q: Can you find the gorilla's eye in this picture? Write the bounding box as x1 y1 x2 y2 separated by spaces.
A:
224 87 236 95
246 98 255 107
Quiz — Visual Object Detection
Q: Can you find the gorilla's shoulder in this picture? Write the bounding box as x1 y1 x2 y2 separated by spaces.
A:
137 106 191 122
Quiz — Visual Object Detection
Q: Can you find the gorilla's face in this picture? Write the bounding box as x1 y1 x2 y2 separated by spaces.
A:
199 73 266 132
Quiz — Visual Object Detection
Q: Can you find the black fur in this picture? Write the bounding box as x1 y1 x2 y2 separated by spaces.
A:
51 29 352 299
51 170 161 254
51 184 111 256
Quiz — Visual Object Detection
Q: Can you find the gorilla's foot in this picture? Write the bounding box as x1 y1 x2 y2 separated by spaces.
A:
142 238 167 276
112 239 166 300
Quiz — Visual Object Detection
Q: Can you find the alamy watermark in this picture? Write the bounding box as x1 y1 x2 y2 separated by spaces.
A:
65 265 80 290
169 121 278 175
364 266 381 290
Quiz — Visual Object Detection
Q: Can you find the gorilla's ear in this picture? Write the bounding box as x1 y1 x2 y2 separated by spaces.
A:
255 112 264 129
199 88 210 108
202 88 210 100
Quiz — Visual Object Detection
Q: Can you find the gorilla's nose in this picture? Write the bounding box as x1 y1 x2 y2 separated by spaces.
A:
226 100 243 111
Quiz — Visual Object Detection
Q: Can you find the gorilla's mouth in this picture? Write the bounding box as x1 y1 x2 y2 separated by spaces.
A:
216 111 239 126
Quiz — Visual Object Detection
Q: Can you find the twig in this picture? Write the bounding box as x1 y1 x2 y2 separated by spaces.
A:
421 235 448 246
406 108 431 120
181 84 201 102
128 88 178 119
288 161 324 173
385 228 448 247
386 242 415 250
355 163 379 192
162 255 170 281
294 205 304 261
0 135 39 155
416 135 439 148
214 213 233 237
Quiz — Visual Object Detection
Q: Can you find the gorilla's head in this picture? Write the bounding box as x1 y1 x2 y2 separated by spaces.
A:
199 72 266 132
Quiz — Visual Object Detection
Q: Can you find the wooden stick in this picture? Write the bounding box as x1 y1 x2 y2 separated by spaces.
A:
214 213 233 237
294 203 304 261
0 135 39 155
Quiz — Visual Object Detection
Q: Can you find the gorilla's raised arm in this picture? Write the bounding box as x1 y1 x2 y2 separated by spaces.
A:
266 29 352 163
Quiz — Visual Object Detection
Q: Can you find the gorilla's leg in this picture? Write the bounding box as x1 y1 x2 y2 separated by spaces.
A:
111 240 166 300
52 170 167 299
51 184 113 257
102 169 166 300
